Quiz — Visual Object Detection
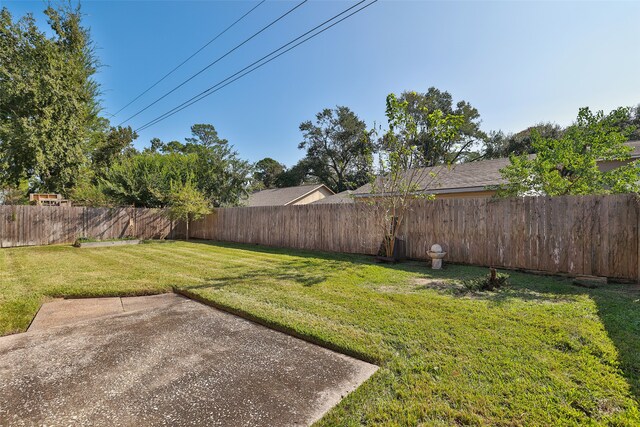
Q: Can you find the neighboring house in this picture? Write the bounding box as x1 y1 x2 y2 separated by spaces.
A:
29 193 71 206
598 140 640 172
313 140 640 203
352 157 511 200
245 184 334 207
312 190 357 204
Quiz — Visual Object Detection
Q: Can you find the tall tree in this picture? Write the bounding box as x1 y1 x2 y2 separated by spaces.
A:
498 107 640 197
483 123 564 159
102 124 251 207
185 123 227 147
181 124 251 206
274 159 316 188
90 124 138 171
398 88 486 166
298 107 373 192
253 158 285 189
100 152 196 208
0 5 101 194
605 103 640 142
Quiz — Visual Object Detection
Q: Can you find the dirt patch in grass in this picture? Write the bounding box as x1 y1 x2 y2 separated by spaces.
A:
412 277 466 293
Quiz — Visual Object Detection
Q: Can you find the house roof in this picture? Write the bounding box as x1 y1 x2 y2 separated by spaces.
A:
245 184 334 207
352 157 512 197
311 190 356 204
347 140 640 199
626 140 640 158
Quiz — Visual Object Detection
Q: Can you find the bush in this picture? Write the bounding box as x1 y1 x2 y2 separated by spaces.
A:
462 269 509 292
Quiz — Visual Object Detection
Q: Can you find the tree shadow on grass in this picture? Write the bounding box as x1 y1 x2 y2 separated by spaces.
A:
446 272 640 404
185 239 377 266
590 286 640 402
179 240 640 401
180 256 335 291
423 265 640 403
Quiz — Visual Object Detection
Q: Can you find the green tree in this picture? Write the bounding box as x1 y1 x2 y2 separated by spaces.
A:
69 178 112 207
274 159 316 188
145 138 165 153
605 103 640 142
0 5 101 194
253 158 285 189
397 88 486 166
103 124 251 207
100 152 197 208
498 107 640 197
185 123 227 147
0 181 28 205
166 180 211 240
483 123 564 159
298 107 373 192
90 125 138 171
365 94 464 258
181 124 250 206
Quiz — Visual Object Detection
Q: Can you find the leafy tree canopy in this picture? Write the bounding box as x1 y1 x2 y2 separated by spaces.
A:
483 123 564 159
0 5 102 194
166 180 211 240
298 106 373 192
0 5 140 199
482 104 639 160
397 88 486 166
100 152 196 208
274 159 317 188
90 122 138 171
252 158 285 189
498 107 640 197
98 124 250 208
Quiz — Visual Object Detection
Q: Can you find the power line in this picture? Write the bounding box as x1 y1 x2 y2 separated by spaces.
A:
135 0 378 133
136 0 374 132
118 0 309 126
111 0 266 118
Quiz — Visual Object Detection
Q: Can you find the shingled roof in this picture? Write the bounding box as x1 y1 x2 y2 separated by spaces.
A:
346 140 640 200
245 184 334 207
312 190 356 204
351 157 512 198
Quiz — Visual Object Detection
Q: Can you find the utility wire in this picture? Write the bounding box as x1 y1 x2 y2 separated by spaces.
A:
135 0 377 132
118 0 308 126
111 0 266 118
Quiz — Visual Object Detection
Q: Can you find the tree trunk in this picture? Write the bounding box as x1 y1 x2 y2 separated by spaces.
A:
186 220 190 241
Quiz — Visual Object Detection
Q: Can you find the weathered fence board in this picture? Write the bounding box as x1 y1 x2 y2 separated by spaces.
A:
186 194 640 280
3 195 639 280
0 206 172 248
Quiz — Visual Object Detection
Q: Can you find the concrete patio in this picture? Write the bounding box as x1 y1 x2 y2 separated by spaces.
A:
0 294 377 426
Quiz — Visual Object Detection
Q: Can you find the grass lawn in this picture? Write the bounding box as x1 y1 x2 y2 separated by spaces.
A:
1 241 639 426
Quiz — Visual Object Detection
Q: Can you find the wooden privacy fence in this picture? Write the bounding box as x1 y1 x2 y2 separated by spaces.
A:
187 194 640 281
0 205 173 248
2 195 639 280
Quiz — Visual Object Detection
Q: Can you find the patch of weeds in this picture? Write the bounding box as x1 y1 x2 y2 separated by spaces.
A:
462 269 510 292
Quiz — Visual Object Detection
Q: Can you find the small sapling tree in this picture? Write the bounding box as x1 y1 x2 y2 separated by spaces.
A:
362 93 464 259
166 180 211 240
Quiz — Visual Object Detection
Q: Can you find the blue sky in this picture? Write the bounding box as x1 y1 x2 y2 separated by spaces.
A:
3 0 640 166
